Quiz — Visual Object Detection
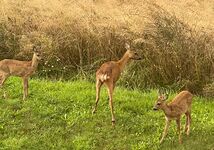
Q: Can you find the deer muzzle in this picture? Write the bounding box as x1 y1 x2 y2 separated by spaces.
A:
153 107 158 111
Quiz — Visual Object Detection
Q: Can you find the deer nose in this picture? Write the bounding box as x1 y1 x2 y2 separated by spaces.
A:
134 56 142 60
153 107 158 111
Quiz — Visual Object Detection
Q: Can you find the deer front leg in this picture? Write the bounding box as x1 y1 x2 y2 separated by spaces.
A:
0 73 9 86
106 82 115 126
176 118 182 144
0 75 4 98
0 73 9 99
92 80 103 114
187 112 191 136
23 78 28 100
185 111 191 136
160 118 171 144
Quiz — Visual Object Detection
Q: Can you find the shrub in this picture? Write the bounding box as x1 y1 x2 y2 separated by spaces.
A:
0 0 213 95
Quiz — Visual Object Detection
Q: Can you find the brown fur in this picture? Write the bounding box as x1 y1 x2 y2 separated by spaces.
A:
153 90 193 144
0 51 41 100
92 44 141 126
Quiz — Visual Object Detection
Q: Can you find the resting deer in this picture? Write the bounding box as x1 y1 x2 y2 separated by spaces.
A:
0 46 42 100
153 90 193 144
92 43 142 125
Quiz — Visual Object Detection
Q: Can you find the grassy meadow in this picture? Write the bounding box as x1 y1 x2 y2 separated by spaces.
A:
0 77 213 150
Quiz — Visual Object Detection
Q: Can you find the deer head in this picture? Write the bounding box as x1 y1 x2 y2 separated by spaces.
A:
153 89 169 111
33 45 42 60
125 43 142 60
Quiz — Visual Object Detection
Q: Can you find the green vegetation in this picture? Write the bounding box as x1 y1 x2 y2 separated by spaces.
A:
0 77 213 150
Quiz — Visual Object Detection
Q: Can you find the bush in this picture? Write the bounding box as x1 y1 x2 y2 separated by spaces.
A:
124 5 214 94
0 0 213 95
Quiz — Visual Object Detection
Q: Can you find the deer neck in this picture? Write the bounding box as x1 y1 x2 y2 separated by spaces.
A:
161 103 172 117
117 52 130 71
31 54 39 69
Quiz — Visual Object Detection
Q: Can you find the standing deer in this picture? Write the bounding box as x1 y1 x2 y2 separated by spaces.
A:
153 90 193 144
0 46 42 100
92 43 142 125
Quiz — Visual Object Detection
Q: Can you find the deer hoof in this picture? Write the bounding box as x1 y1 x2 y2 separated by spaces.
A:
92 109 96 114
160 139 164 144
3 92 7 99
186 132 190 136
112 120 116 126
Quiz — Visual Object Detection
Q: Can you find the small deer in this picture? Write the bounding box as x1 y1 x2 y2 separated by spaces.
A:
153 90 193 144
92 43 142 125
0 46 42 100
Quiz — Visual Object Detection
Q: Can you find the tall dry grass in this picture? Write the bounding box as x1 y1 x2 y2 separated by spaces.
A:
0 0 213 95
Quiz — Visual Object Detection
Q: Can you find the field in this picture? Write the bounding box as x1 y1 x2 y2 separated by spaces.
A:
0 0 214 149
0 77 213 150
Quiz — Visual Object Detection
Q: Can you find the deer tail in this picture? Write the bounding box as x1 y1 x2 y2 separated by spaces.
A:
98 74 110 82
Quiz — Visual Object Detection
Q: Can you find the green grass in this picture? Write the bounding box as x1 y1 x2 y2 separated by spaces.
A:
0 77 213 150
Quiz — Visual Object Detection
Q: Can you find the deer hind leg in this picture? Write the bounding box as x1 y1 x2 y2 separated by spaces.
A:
92 79 103 114
160 118 171 144
22 78 29 100
188 111 191 135
176 118 182 144
106 81 115 126
184 112 188 133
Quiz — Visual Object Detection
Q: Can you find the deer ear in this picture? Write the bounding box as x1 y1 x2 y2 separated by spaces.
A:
32 46 36 52
33 46 39 53
38 44 42 49
125 43 130 50
158 89 168 100
158 89 163 96
163 93 169 100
